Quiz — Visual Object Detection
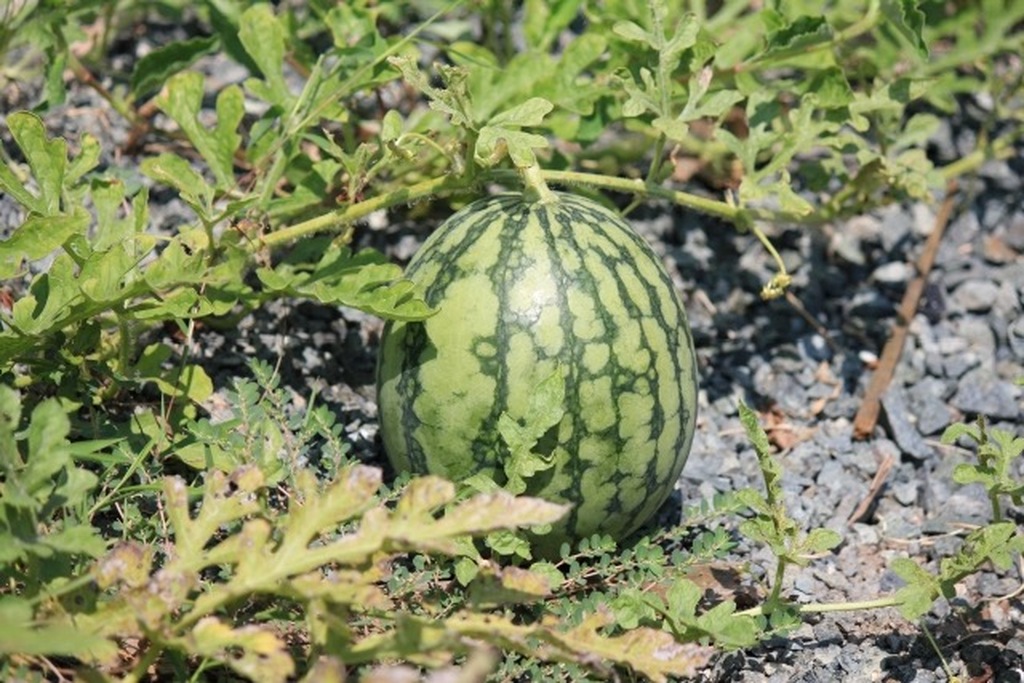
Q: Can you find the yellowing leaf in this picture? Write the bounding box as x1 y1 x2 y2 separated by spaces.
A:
185 617 295 683
549 609 713 682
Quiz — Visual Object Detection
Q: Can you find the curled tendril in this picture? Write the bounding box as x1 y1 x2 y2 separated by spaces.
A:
760 273 792 300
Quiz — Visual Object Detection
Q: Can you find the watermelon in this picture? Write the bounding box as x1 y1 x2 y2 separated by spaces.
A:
376 191 698 550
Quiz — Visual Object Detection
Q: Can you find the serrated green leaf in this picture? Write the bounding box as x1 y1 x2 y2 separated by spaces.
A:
51 467 100 510
65 133 101 185
695 600 760 649
389 56 474 128
652 117 691 141
881 0 928 59
40 524 106 557
951 462 990 486
8 254 76 336
141 152 214 217
524 0 584 50
683 88 745 122
612 20 652 46
806 67 853 108
155 73 243 189
79 243 137 304
24 400 71 498
488 97 554 128
143 236 208 290
258 243 433 321
890 556 939 619
803 527 842 554
0 610 117 661
5 111 66 215
454 557 480 586
134 345 214 404
381 109 403 142
941 421 981 445
43 48 68 108
131 35 220 97
0 209 90 279
475 126 550 168
665 578 702 619
237 4 290 106
762 15 833 58
0 156 38 212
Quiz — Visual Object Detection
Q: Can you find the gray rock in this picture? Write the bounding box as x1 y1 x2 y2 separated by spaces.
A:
892 480 919 506
950 367 1022 420
881 386 934 460
906 378 953 435
1009 317 1024 360
798 333 832 362
951 278 1000 312
953 316 997 353
937 335 968 355
872 261 913 285
944 350 982 379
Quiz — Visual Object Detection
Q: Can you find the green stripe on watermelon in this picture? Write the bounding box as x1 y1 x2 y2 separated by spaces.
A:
377 191 697 554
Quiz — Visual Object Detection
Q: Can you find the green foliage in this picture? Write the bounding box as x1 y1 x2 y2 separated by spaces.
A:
735 403 842 607
0 375 741 680
889 416 1024 621
1 0 1022 678
497 366 567 495
943 417 1024 518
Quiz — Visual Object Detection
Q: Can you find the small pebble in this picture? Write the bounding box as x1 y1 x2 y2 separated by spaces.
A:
880 387 934 460
950 368 1022 420
951 278 1001 312
872 261 913 285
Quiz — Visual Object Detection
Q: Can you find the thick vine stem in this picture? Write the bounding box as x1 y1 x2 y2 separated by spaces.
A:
257 175 460 250
259 166 793 294
736 595 903 618
519 163 558 204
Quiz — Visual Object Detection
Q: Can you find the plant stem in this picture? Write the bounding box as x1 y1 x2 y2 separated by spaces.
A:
736 595 904 617
259 167 791 287
522 169 749 224
939 126 1021 181
520 164 557 203
258 175 463 249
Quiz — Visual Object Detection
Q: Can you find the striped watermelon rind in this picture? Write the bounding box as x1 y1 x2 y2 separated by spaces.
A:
377 191 698 550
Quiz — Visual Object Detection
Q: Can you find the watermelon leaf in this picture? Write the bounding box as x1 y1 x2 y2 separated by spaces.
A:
499 367 566 495
476 97 554 168
154 72 244 190
389 55 475 129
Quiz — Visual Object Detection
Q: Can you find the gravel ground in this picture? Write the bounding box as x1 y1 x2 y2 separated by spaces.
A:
4 43 1024 682
191 108 1024 680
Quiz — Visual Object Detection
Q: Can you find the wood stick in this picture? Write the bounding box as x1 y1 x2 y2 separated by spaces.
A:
852 182 958 439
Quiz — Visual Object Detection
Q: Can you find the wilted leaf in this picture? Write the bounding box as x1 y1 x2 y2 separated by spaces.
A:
468 565 552 607
0 611 117 662
185 617 295 683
